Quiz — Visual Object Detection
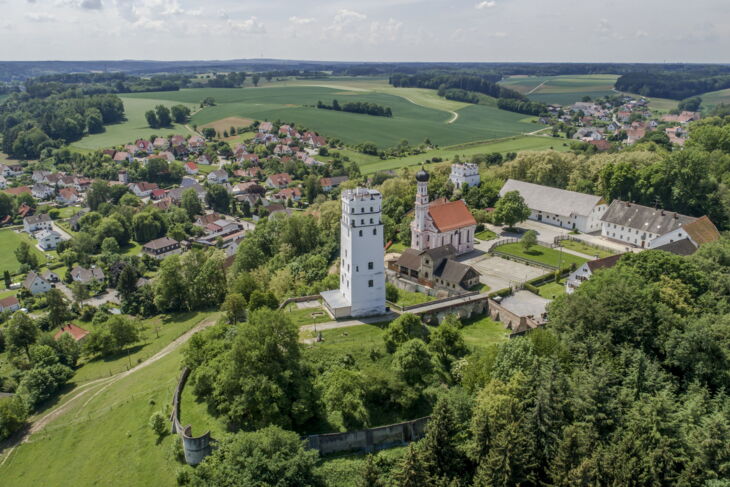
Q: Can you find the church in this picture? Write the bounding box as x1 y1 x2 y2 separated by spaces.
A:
410 169 477 255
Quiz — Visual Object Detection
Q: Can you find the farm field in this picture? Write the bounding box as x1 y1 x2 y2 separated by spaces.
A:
71 97 197 150
358 135 568 174
495 243 589 269
0 229 47 275
115 84 535 148
700 88 730 110
500 74 619 105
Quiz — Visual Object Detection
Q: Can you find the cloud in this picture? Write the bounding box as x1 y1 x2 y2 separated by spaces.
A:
334 9 366 24
228 16 265 34
25 12 55 22
635 29 648 39
80 0 102 8
475 1 495 9
289 16 315 25
369 18 403 43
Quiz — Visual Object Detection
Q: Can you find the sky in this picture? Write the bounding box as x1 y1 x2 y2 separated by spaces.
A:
1 0 728 63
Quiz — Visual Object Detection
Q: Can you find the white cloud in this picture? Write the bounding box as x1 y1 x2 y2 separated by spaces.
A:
334 9 366 24
80 0 102 9
228 16 266 34
475 1 495 9
25 12 55 22
289 16 314 25
635 29 648 38
369 18 403 43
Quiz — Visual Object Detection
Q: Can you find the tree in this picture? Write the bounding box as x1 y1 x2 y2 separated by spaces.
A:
70 281 90 305
4 270 11 288
190 426 321 487
6 312 39 360
419 398 467 482
393 443 430 487
0 193 13 219
358 454 383 487
85 315 141 356
45 289 70 330
205 184 230 213
222 293 247 324
392 339 434 386
428 320 468 372
14 241 38 269
383 313 428 353
171 104 191 123
0 395 28 441
154 255 187 312
247 290 278 312
316 366 369 431
385 283 399 303
181 188 203 219
101 236 120 254
252 74 260 87
149 411 167 438
116 264 139 303
145 110 159 128
154 105 172 127
493 190 530 229
521 230 538 251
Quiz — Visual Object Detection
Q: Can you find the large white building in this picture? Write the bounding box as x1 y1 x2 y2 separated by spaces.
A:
498 179 608 233
321 188 386 318
449 162 480 188
600 200 720 249
411 169 477 255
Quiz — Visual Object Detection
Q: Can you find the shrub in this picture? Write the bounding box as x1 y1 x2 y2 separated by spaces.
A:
385 283 399 303
149 411 167 437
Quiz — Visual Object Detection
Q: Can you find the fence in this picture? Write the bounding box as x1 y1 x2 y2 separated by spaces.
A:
278 295 322 310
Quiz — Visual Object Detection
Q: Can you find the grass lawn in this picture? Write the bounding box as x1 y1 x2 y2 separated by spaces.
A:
460 315 509 351
395 289 435 307
0 349 184 487
121 240 142 256
0 229 47 276
70 311 219 383
386 242 408 253
496 243 588 269
537 280 566 300
475 229 497 241
700 87 730 110
282 304 331 326
55 206 80 219
559 239 616 259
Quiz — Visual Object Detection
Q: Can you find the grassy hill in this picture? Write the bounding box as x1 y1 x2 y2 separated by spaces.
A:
700 88 730 110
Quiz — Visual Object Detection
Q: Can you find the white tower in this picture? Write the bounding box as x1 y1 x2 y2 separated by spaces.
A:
321 187 386 318
411 168 430 251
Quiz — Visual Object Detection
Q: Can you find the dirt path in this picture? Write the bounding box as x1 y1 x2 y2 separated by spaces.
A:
447 111 459 124
0 316 218 467
526 80 548 95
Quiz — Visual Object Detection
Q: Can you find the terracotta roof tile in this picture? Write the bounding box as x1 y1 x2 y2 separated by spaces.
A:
428 199 477 232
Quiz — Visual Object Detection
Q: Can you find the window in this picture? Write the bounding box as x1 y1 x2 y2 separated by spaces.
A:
359 230 363 237
373 228 377 235
368 280 373 288
361 219 364 225
361 208 364 213
351 208 354 213
368 261 373 270
370 207 373 212
351 219 355 226
370 218 373 224
356 266 359 272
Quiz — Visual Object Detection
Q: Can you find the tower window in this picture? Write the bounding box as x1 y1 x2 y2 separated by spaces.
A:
356 266 359 272
368 262 373 270
361 208 364 213
351 208 354 213
359 230 363 237
368 280 373 288
370 207 373 212
373 228 377 235
370 218 373 224
361 219 364 225
351 220 355 226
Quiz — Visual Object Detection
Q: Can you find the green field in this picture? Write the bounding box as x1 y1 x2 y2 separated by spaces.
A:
0 229 47 275
460 315 509 350
559 239 616 259
282 304 331 326
500 74 619 105
394 289 435 307
536 280 567 300
71 97 197 150
701 88 730 110
495 243 588 269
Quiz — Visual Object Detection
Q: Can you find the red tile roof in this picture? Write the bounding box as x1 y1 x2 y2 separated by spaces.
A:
54 324 90 342
428 199 477 232
0 296 19 309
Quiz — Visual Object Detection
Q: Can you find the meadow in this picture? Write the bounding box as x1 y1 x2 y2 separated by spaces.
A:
499 74 619 105
0 229 47 276
700 88 730 110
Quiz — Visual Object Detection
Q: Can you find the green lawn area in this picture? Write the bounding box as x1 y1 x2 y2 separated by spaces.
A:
700 87 730 110
282 304 331 326
386 242 408 253
475 229 497 241
0 349 184 487
0 229 47 276
559 239 616 259
460 315 509 351
55 206 80 219
536 280 567 300
70 311 219 383
495 243 588 269
121 240 142 256
395 289 435 307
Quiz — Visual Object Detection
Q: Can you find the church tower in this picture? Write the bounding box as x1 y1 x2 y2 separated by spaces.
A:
322 187 386 318
411 168 430 250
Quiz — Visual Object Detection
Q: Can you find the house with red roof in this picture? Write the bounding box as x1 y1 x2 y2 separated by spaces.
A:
54 324 90 343
184 162 199 175
0 296 20 313
265 173 292 189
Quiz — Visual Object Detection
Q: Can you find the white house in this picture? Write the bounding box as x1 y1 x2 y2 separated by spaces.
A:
70 265 105 284
23 271 52 295
0 295 20 313
565 254 623 294
0 175 6 189
31 183 54 200
499 179 608 233
600 201 721 249
207 169 229 184
36 229 63 250
184 162 198 175
23 213 52 233
449 162 480 188
321 188 386 319
128 182 158 198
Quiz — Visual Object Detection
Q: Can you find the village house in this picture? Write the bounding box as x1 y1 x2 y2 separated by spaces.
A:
411 169 477 255
449 162 480 188
31 183 54 200
153 137 170 150
565 254 623 294
239 154 260 165
197 154 212 165
320 176 349 192
54 324 90 343
259 121 273 133
135 139 154 154
232 181 265 196
128 182 159 198
32 170 51 183
391 244 481 295
600 201 720 249
57 187 80 205
36 229 63 250
170 134 186 147
0 295 20 313
207 169 229 184
142 236 182 259
41 269 60 283
499 179 608 233
113 151 133 163
71 265 105 285
0 176 6 190
23 213 52 233
150 188 167 201
188 135 206 152
272 187 302 202
23 271 52 295
266 173 292 189
184 162 198 175
4 186 31 198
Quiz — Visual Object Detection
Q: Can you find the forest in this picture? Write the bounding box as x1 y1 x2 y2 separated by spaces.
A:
496 97 549 116
389 72 522 99
316 100 393 117
615 71 730 99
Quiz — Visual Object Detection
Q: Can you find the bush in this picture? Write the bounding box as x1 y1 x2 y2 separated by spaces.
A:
149 411 167 437
0 395 28 441
385 283 399 303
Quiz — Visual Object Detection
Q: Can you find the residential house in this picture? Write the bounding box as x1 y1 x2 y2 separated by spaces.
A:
188 135 206 152
4 186 31 197
197 154 212 165
71 265 105 285
153 137 170 150
5 164 23 177
41 270 60 283
113 151 133 163
566 254 623 294
23 271 52 295
57 187 80 205
37 229 63 250
265 173 292 189
320 176 349 192
170 135 186 147
184 162 198 175
150 188 167 200
499 179 608 233
232 182 265 196
69 209 88 231
207 169 229 184
158 151 175 162
273 187 302 202
600 200 720 249
32 183 54 200
588 140 612 152
390 244 481 294
23 213 52 233
239 154 260 165
259 121 273 133
54 324 90 343
129 182 159 198
32 170 52 183
142 237 182 259
0 176 6 190
0 296 20 313
135 139 154 154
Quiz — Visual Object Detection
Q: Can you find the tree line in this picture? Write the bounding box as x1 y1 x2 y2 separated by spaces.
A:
389 72 523 99
316 100 393 117
615 71 730 100
496 97 549 116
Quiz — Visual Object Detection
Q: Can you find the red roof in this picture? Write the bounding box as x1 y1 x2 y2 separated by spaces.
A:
4 186 31 196
428 199 477 232
0 296 19 309
185 162 198 170
54 324 90 342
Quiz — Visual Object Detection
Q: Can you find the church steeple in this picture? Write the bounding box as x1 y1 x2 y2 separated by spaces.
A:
412 168 430 250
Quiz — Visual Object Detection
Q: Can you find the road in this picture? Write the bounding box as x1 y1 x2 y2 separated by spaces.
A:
0 315 218 468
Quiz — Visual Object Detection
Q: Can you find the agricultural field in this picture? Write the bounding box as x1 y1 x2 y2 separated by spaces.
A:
500 74 619 105
71 97 197 150
700 88 730 110
0 229 47 276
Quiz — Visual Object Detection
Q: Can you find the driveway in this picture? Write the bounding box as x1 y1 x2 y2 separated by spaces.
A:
57 283 120 307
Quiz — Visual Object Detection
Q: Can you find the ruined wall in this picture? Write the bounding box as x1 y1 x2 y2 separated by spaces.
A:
170 367 213 465
307 417 430 456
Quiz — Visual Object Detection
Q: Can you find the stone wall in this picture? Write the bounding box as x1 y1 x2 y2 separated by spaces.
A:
170 367 213 465
307 417 430 456
487 298 540 335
